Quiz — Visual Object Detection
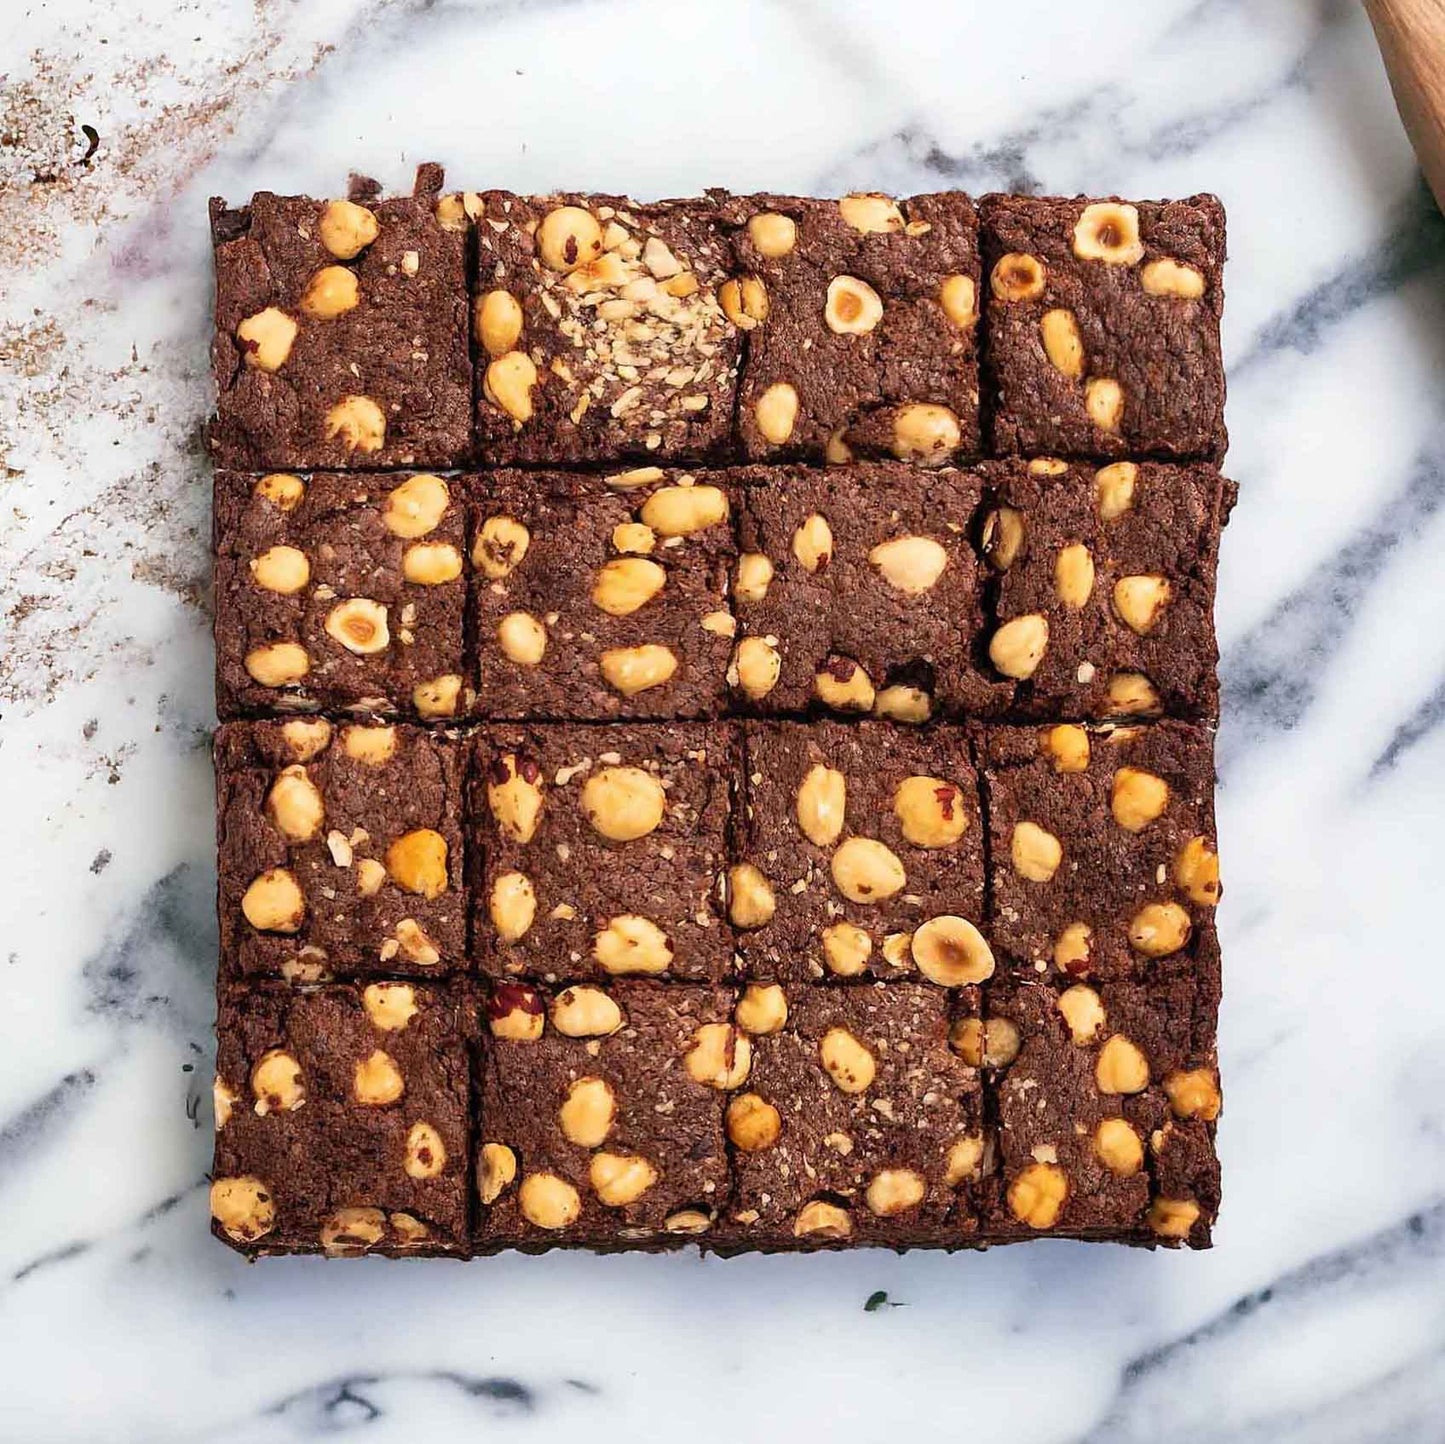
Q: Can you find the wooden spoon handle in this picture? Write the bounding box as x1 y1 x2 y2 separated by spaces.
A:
1365 0 1445 212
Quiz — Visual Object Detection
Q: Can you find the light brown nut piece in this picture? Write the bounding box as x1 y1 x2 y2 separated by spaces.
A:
727 1093 782 1151
363 982 418 1031
982 506 1025 571
1141 257 1205 298
754 382 799 444
551 985 624 1038
593 915 673 975
1029 457 1068 476
391 916 436 967
389 1211 429 1247
821 921 872 977
1095 1034 1150 1095
814 658 875 713
356 858 387 896
1173 836 1221 906
911 916 995 986
591 557 667 616
353 1049 405 1105
413 674 464 718
1041 724 1090 773
265 765 324 843
487 752 544 844
280 718 331 762
793 1199 852 1239
519 1172 582 1229
734 552 774 603
791 513 834 573
990 252 1046 301
730 636 781 700
300 265 360 320
720 275 769 330
403 542 463 586
1072 202 1144 265
212 1077 237 1130
1148 1196 1201 1239
1054 543 1095 609
1040 308 1084 378
537 205 604 272
727 864 776 930
1094 461 1138 520
989 614 1048 679
1085 377 1124 433
560 1076 617 1147
944 1135 985 1186
825 274 884 335
1103 672 1162 717
474 515 531 577
1128 901 1192 957
384 474 450 539
488 984 545 1040
210 1176 276 1242
581 766 665 841
796 764 847 847
237 308 297 371
685 1023 752 1090
612 522 656 555
1093 1118 1144 1176
939 273 977 327
1056 984 1105 1045
478 1142 518 1204
476 290 524 356
251 1049 305 1115
665 1208 713 1235
830 836 906 904
318 199 379 258
1054 921 1094 976
324 395 385 453
1113 575 1173 634
865 1168 927 1218
484 351 539 423
1112 767 1170 832
748 212 797 257
385 829 449 899
640 484 729 537
892 403 960 466
838 193 904 233
734 983 788 1035
241 867 305 933
325 598 390 655
250 544 310 595
599 644 678 696
244 641 310 688
1011 820 1063 882
403 1121 447 1180
497 611 547 666
825 427 854 465
256 473 306 510
1007 1162 1068 1228
489 871 536 943
868 535 948 595
590 1153 658 1207
1164 1068 1222 1121
319 1206 386 1255
874 685 932 724
606 467 666 491
819 1026 876 1093
341 725 394 764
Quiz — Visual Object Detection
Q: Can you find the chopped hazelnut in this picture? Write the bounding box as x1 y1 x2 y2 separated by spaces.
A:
519 1173 581 1229
362 982 417 1032
911 915 995 986
727 1093 782 1151
580 766 665 841
821 921 872 977
384 473 451 539
593 914 673 975
318 199 378 259
793 1199 851 1239
1007 1162 1068 1228
891 403 960 466
403 1121 447 1180
640 484 729 538
560 1076 617 1147
590 1152 658 1207
684 1023 752 1090
385 828 449 899
599 644 679 696
324 395 385 453
265 765 324 843
353 1049 405 1105
551 985 624 1038
795 764 846 847
244 641 310 688
241 867 305 933
210 1176 275 1242
734 983 788 1035
865 1168 926 1218
727 864 776 930
830 836 906 904
486 751 544 843
489 871 537 943
236 308 297 371
486 983 545 1041
1095 1034 1150 1095
989 614 1048 679
818 1026 875 1093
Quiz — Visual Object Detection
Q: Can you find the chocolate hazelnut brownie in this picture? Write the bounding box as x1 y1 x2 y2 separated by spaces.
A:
734 722 988 986
468 192 742 463
210 167 471 470
216 720 467 981
214 470 470 721
717 192 981 464
470 723 735 984
980 194 1227 461
210 982 470 1256
469 469 736 719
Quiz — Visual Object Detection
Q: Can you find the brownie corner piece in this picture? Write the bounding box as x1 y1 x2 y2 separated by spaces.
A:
720 192 981 464
980 193 1226 461
471 193 743 464
209 168 471 470
210 981 470 1257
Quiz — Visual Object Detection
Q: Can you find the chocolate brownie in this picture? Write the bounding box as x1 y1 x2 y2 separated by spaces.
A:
717 193 980 463
730 464 1000 720
734 722 987 985
469 192 742 463
980 194 1227 461
209 982 470 1256
474 982 734 1248
979 722 1220 984
721 983 986 1249
214 470 470 721
216 720 467 980
210 168 471 470
980 459 1234 721
470 470 736 719
972 979 1220 1247
470 723 734 983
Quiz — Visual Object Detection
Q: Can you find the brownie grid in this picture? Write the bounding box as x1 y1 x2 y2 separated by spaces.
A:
208 173 1227 1258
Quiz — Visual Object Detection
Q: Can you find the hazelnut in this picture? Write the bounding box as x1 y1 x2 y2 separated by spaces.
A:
580 766 665 841
1103 672 1162 718
255 473 305 510
821 921 872 977
249 544 310 595
403 542 463 586
244 641 310 688
796 764 847 847
720 275 769 329
640 484 730 538
537 205 604 272
403 1121 447 1180
320 1206 386 1256
265 765 324 843
814 657 875 712
727 864 776 929
606 467 666 491
1113 574 1173 635
1054 543 1095 609
1164 1068 1222 1121
982 506 1025 571
989 614 1049 679
1148 1197 1201 1240
385 828 449 899
1173 836 1221 906
486 752 544 843
473 515 531 577
701 611 735 638
865 1169 927 1218
384 473 451 539
363 982 418 1031
590 1153 658 1207
389 1212 429 1247
487 983 545 1041
1029 458 1068 476
1011 821 1063 882
356 859 387 896
551 985 624 1038
478 1143 518 1204
300 265 360 320
1111 767 1170 832
1128 901 1191 957
519 1173 582 1230
497 611 547 666
830 836 906 904
894 775 968 848
1141 258 1205 298
476 289 524 356
236 308 297 371
753 383 799 445
747 212 797 257
819 1027 876 1093
599 644 679 696
213 1076 237 1130
1072 202 1144 265
484 351 539 424
353 1049 405 1105
342 725 395 764
665 1209 713 1235
727 1093 782 1151
939 273 977 327
990 253 1046 302
612 522 656 555
1085 377 1124 433
838 193 904 232
560 1076 617 1147
825 427 854 465
241 868 305 933
1041 724 1090 773
734 552 774 603
489 871 537 943
210 1176 276 1242
591 557 667 618
824 274 884 335
730 636 781 699
318 199 379 258
1007 1162 1068 1228
398 923 440 967
1053 921 1094 976
324 395 386 453
891 403 960 466
593 915 673 975
944 1135 985 1186
325 598 390 656
911 915 995 986
685 1023 752 1090
951 1015 1020 1068
250 1049 305 1115
1093 1118 1144 1176
1094 461 1138 520
867 535 948 594
1095 1034 1150 1095
793 1199 852 1239
1040 308 1084 378
413 674 463 718
734 983 788 1035
874 685 932 724
1057 984 1105 1044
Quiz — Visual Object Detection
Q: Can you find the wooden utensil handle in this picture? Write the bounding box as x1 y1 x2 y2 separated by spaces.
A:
1365 0 1445 212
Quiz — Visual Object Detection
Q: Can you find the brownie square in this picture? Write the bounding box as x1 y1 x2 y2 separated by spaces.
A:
980 193 1227 461
216 720 467 981
471 192 743 463
718 193 981 463
731 464 1000 720
722 983 986 1249
474 982 734 1248
975 978 1220 1247
214 470 470 721
209 172 471 469
735 722 987 985
209 982 470 1256
979 721 1220 984
981 459 1234 721
469 470 736 719
470 723 735 983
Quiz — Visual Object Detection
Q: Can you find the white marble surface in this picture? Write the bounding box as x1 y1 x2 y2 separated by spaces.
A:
4 0 1445 1438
